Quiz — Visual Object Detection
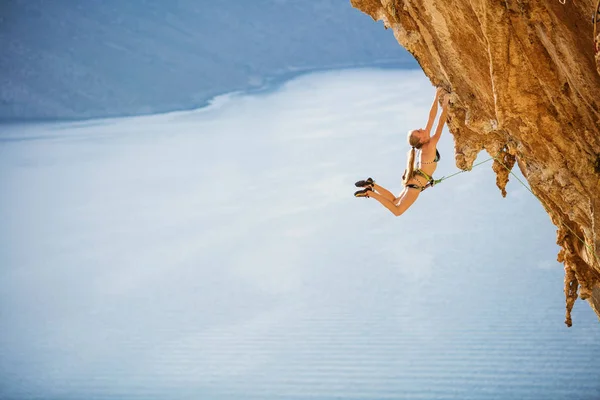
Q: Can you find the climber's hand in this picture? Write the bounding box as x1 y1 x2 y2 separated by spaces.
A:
441 93 450 107
435 87 445 99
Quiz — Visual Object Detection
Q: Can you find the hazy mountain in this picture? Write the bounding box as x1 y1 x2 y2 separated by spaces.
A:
0 0 415 120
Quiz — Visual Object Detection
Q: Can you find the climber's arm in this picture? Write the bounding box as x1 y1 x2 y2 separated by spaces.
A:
430 95 449 145
424 88 444 134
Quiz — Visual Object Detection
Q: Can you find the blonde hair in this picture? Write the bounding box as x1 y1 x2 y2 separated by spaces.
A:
402 130 423 185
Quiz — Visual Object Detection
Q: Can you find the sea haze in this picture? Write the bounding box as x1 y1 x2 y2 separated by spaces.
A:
0 69 599 400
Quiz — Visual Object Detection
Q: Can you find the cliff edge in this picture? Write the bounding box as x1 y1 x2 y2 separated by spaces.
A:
350 0 600 326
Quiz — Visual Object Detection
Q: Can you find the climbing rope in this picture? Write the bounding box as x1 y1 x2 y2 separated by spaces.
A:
434 151 600 265
492 156 600 267
437 149 598 328
432 156 494 186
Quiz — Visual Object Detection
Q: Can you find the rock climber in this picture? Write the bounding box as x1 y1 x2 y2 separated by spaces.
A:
354 87 450 216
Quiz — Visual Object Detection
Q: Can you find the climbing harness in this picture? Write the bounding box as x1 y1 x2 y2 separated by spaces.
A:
407 169 436 191
405 149 442 191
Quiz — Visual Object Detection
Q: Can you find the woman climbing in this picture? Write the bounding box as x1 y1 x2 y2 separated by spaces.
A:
354 87 450 216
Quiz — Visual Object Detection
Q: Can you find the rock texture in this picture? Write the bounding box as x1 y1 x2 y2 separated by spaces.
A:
350 0 600 326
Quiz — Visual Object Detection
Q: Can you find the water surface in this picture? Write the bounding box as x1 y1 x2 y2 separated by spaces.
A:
0 69 598 400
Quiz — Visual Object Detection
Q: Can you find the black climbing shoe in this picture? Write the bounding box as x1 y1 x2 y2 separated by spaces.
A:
354 187 372 198
354 177 374 188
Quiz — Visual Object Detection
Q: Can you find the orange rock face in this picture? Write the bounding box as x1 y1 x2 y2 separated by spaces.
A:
351 0 600 326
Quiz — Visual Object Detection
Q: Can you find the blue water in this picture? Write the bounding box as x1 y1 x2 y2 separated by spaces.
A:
0 69 598 400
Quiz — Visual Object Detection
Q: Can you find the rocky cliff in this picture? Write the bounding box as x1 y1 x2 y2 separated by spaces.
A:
350 0 600 326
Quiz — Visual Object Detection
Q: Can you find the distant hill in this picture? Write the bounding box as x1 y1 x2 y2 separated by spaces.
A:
0 0 416 121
